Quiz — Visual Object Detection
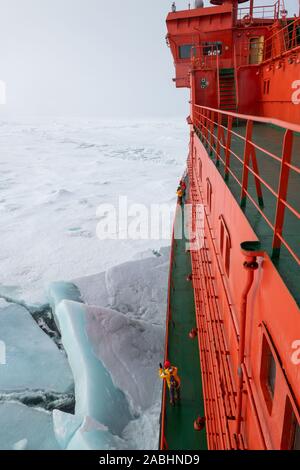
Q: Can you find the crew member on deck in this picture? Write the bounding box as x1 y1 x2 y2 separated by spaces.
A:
177 187 184 205
159 360 181 406
179 179 187 204
180 179 187 192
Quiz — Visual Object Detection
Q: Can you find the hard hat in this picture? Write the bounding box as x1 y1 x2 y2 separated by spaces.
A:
189 328 198 339
164 360 171 368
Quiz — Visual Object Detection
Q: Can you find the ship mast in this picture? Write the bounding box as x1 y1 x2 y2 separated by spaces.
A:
204 0 248 25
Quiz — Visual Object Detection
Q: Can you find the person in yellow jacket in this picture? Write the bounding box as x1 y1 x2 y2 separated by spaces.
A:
176 187 184 206
159 360 181 406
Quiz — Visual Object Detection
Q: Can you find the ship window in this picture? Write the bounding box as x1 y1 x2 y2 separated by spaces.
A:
202 42 222 56
219 215 231 277
260 335 277 413
225 237 231 275
179 44 195 59
264 39 272 60
199 158 202 182
206 178 212 212
263 79 270 94
220 221 224 254
281 397 300 450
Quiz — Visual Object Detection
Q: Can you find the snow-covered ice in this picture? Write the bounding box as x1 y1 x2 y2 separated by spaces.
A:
86 305 164 412
0 118 187 306
0 118 186 449
74 246 170 325
50 250 168 450
66 417 130 451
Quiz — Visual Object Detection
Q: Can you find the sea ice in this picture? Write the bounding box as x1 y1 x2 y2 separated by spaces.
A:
86 305 164 412
0 303 73 393
67 417 130 451
0 403 60 450
74 247 170 325
50 255 166 450
0 298 9 309
48 281 82 310
0 118 186 306
55 300 132 435
122 402 161 450
53 410 82 449
53 410 129 450
0 118 183 450
13 439 28 451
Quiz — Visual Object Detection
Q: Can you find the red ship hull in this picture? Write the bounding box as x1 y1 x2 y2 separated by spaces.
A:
160 0 300 450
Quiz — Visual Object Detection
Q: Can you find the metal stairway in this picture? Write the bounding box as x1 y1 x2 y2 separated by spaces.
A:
219 68 237 112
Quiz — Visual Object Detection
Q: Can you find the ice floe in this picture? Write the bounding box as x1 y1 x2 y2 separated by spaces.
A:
0 118 181 449
0 303 73 393
0 403 60 450
74 247 169 325
48 249 169 450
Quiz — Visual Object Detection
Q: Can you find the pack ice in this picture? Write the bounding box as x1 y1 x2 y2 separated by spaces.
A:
49 248 169 450
0 302 73 450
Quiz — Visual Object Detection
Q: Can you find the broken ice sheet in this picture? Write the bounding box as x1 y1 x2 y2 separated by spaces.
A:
0 403 60 450
0 303 73 392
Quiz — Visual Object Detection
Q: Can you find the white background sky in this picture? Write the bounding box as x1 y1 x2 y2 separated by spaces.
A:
0 0 298 118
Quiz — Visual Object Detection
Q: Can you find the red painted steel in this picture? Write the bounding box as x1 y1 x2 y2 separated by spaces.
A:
237 0 283 22
193 104 300 264
163 0 300 450
166 1 300 123
236 17 300 65
186 119 300 448
159 208 178 451
272 129 294 258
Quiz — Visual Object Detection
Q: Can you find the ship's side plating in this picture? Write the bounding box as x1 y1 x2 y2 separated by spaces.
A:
162 0 300 450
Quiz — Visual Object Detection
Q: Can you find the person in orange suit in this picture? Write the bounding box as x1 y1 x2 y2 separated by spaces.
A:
159 360 181 406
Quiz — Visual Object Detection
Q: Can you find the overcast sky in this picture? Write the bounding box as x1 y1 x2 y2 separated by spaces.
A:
0 0 298 118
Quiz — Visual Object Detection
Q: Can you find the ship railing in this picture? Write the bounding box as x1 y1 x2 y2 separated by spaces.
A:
237 0 283 23
193 105 300 267
264 17 300 60
235 17 300 66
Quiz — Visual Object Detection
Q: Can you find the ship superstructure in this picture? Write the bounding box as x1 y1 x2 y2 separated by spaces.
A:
160 0 300 450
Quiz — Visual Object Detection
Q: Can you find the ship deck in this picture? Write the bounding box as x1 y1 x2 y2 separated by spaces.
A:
161 205 207 450
196 122 300 306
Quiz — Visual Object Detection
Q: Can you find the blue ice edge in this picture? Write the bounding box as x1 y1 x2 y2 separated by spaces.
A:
48 281 82 318
48 282 131 449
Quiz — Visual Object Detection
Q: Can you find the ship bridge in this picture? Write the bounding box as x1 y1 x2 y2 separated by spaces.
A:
166 0 300 124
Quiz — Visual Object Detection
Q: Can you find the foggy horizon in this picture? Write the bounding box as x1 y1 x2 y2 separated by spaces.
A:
0 0 298 118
